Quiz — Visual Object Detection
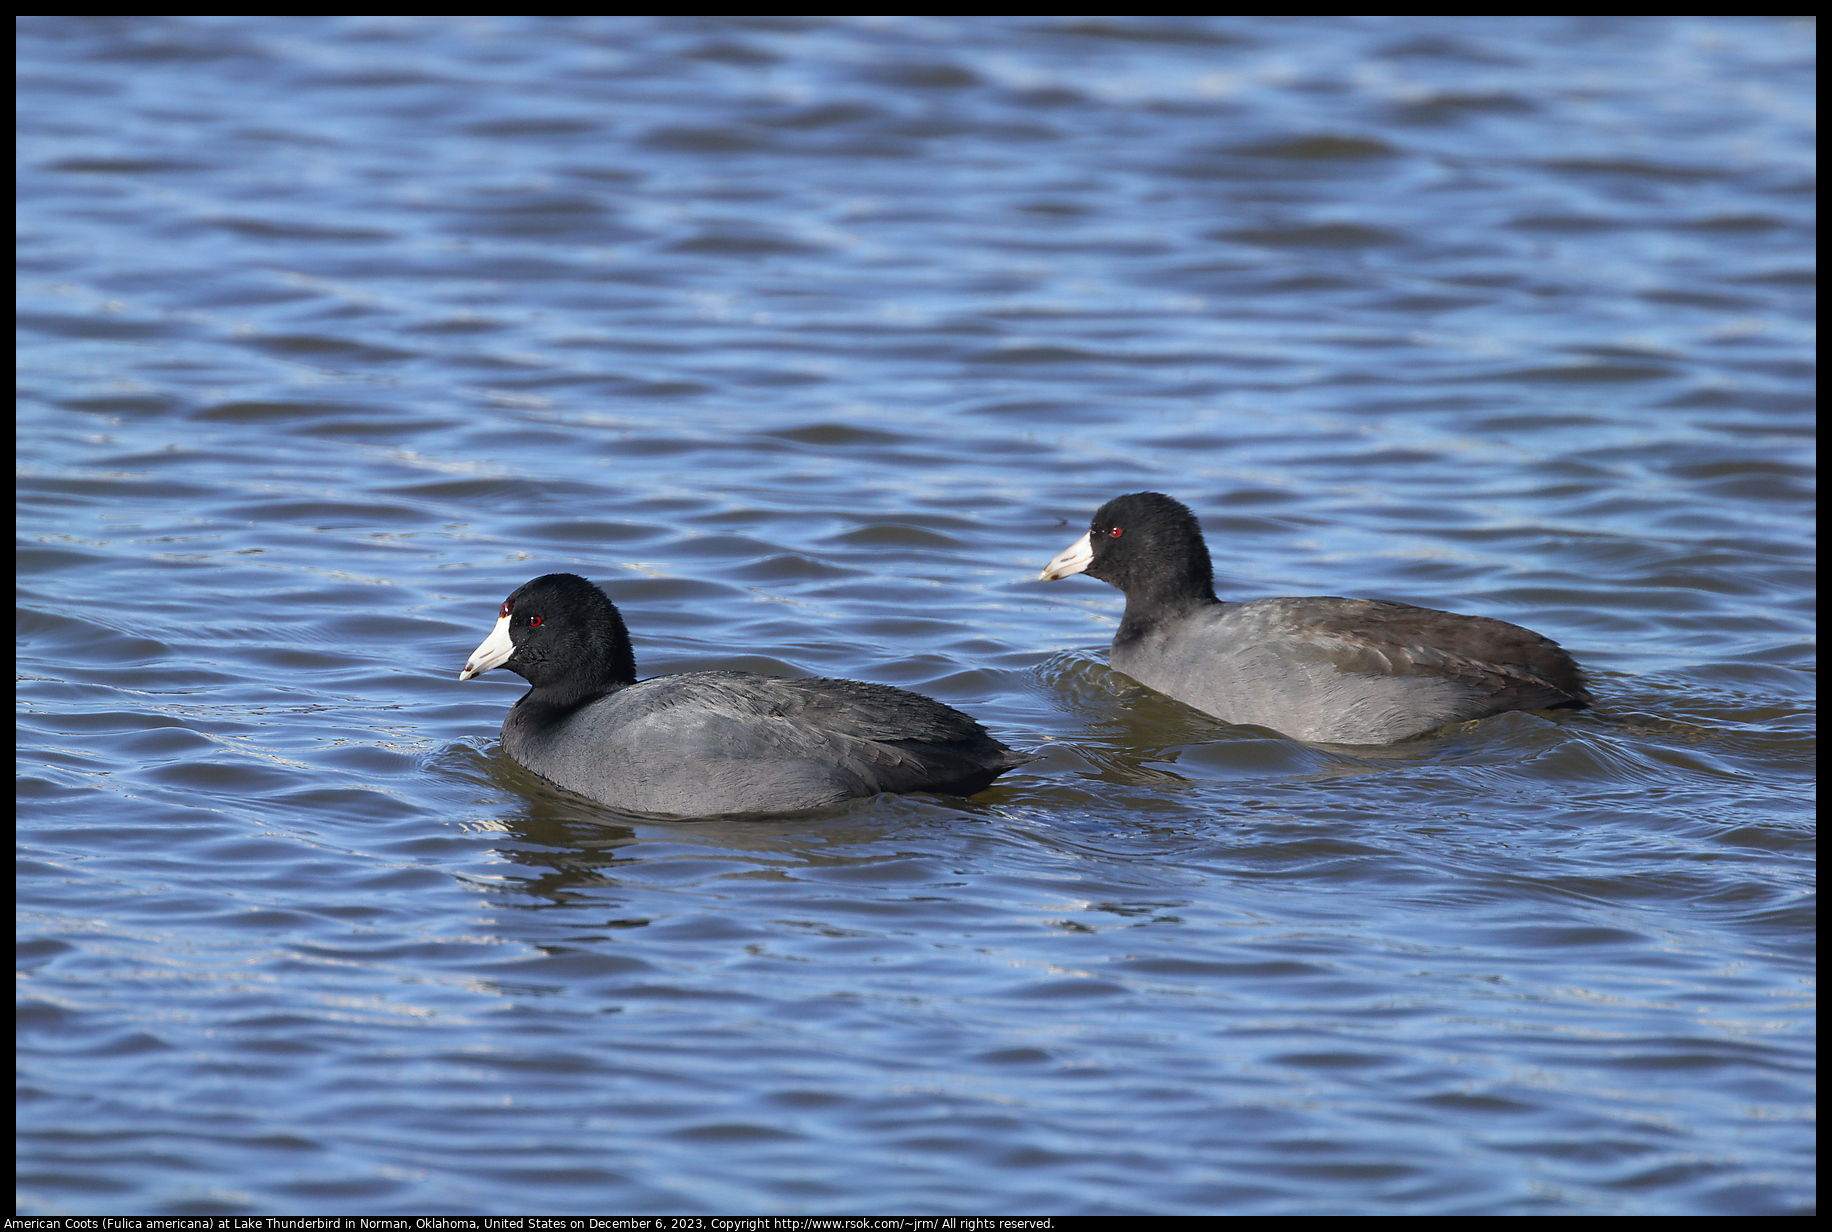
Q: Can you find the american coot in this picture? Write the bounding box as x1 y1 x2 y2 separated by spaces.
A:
1039 492 1592 744
460 573 1031 815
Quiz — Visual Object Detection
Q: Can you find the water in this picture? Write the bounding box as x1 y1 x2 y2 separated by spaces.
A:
16 16 1814 1216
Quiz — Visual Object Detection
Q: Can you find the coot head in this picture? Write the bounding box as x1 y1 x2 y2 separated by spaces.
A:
459 573 638 703
1040 491 1217 609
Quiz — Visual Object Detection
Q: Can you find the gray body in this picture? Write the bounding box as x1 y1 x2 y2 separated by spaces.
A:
1111 595 1586 744
501 671 1027 815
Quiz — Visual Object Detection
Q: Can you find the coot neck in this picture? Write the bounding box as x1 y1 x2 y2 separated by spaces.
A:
1115 583 1221 643
513 678 630 726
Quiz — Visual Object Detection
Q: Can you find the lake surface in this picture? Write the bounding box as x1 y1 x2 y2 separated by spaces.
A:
17 16 1814 1216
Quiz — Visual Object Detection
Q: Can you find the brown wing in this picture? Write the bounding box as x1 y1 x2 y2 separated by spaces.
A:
1294 598 1591 711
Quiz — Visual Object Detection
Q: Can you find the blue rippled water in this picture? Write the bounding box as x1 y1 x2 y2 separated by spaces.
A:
17 16 1814 1215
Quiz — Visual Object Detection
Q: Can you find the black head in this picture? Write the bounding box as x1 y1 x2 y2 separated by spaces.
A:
459 572 638 700
1041 491 1216 608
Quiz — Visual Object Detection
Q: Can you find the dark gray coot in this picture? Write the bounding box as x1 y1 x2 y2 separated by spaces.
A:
1038 492 1592 744
460 573 1031 815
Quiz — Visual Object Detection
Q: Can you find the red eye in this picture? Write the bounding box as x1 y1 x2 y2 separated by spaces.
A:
1109 526 1123 538
527 615 543 628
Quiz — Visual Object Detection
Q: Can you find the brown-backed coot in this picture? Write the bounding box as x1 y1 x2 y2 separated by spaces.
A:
1039 492 1591 744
